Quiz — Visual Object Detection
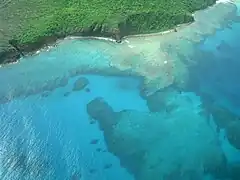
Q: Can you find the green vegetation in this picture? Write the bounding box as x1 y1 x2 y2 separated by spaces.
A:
0 0 216 46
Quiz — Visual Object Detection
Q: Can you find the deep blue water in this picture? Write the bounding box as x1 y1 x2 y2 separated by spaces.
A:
1 4 240 180
188 20 240 115
185 16 240 166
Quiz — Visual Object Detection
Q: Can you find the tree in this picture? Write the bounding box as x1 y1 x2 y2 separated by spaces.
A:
0 0 12 9
0 26 24 56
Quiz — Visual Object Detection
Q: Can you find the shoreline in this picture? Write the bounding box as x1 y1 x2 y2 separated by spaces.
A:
0 22 185 66
0 0 236 66
0 19 205 66
0 0 237 103
122 22 191 39
28 24 185 56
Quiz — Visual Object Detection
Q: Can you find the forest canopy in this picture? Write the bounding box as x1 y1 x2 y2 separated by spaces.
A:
0 0 216 45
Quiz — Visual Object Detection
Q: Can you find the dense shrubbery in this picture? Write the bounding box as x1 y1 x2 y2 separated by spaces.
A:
0 0 216 45
124 11 194 34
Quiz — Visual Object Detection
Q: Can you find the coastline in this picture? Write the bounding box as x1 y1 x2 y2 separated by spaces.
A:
0 0 238 103
0 0 231 65
0 21 191 66
24 24 185 56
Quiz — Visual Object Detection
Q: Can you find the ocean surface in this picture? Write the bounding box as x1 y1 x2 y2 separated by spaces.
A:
0 1 240 180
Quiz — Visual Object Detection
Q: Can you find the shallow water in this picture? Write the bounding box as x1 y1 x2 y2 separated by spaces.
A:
1 1 240 180
0 75 145 180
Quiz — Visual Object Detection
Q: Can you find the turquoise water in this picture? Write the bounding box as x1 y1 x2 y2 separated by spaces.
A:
1 4 240 180
0 75 145 180
186 17 240 165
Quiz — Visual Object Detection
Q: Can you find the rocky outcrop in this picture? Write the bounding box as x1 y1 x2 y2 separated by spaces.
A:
0 48 20 64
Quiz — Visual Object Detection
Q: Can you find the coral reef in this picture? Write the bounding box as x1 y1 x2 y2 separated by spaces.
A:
145 88 179 113
226 121 240 150
72 77 89 91
204 103 240 150
86 92 227 180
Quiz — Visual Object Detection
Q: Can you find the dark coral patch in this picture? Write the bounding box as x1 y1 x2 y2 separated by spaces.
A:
90 139 99 145
41 91 50 97
73 77 89 91
85 88 91 93
63 92 71 97
104 163 113 169
89 169 97 174
96 148 102 152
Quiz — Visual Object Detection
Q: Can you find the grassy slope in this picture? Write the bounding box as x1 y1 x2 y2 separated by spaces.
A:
0 0 216 46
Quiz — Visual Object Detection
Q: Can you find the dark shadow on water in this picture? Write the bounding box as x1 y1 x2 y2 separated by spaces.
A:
186 46 240 113
185 39 240 169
